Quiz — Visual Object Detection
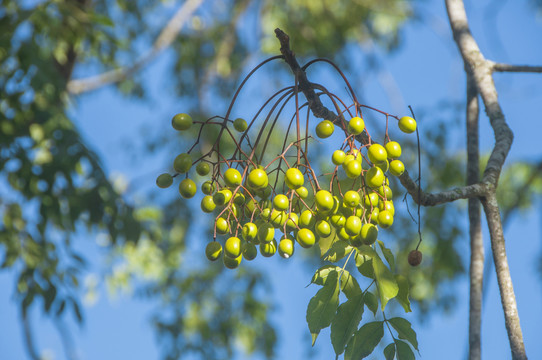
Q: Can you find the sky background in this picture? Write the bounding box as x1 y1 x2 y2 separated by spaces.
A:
1 0 542 359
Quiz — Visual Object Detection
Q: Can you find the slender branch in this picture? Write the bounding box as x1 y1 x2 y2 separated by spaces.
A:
466 70 483 360
491 62 542 73
445 0 526 358
67 0 204 94
480 191 526 360
445 0 513 187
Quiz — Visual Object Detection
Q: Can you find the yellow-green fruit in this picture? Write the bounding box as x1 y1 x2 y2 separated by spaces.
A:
223 254 242 269
201 195 216 213
385 141 402 158
364 193 379 208
315 190 334 213
378 210 394 228
398 116 417 133
343 190 360 207
215 217 230 234
260 239 277 257
205 241 222 261
278 236 295 258
330 214 346 229
379 200 395 216
315 120 334 138
286 212 299 232
171 113 192 131
269 209 288 228
368 144 388 164
233 118 248 132
224 237 243 258
296 228 315 248
196 162 210 176
365 166 385 188
173 153 192 173
295 186 309 199
179 178 197 198
348 116 365 135
201 181 215 195
332 150 346 165
224 168 242 188
345 216 362 236
273 194 289 211
156 173 173 188
299 210 316 229
360 223 378 245
257 222 275 243
247 169 268 189
243 243 258 260
315 220 331 237
378 185 393 200
344 159 362 178
242 222 258 242
389 160 405 176
213 189 232 206
285 168 304 189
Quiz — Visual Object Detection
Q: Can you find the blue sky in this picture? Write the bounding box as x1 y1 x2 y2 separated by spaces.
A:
1 0 542 359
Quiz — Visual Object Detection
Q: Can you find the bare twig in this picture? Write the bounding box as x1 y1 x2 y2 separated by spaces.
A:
491 62 542 73
67 0 204 94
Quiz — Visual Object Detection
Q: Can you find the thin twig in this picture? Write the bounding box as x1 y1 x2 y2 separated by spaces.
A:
67 0 204 94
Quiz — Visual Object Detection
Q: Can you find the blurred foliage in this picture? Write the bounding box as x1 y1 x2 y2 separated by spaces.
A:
2 0 541 359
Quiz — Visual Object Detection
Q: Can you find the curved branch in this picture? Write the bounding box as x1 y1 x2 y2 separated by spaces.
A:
67 0 204 95
445 0 526 358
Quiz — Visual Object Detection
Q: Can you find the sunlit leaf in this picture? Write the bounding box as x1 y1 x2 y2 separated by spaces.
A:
395 275 411 313
306 270 340 345
372 253 399 310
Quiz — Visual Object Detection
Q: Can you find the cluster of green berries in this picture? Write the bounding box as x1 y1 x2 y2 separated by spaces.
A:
157 112 419 269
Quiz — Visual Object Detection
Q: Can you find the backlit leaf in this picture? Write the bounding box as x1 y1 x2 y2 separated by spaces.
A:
344 321 384 360
330 293 364 355
306 271 340 345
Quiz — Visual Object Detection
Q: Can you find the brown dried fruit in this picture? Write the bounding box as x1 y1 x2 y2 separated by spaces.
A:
408 250 422 266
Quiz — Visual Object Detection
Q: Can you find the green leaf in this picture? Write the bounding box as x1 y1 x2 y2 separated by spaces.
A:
377 240 395 272
310 265 340 286
363 291 378 316
318 230 336 257
395 275 411 313
395 339 415 360
372 253 398 310
341 271 362 300
325 239 353 262
356 253 375 279
306 270 340 344
384 343 396 360
344 321 384 360
388 317 418 350
330 293 364 355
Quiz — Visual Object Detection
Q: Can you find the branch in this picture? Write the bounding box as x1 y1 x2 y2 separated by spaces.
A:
445 0 513 187
275 28 493 207
466 70 483 360
491 62 542 73
446 0 526 358
481 192 526 360
67 0 204 95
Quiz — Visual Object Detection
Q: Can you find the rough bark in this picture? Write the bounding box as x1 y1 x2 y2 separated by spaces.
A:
466 71 483 360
